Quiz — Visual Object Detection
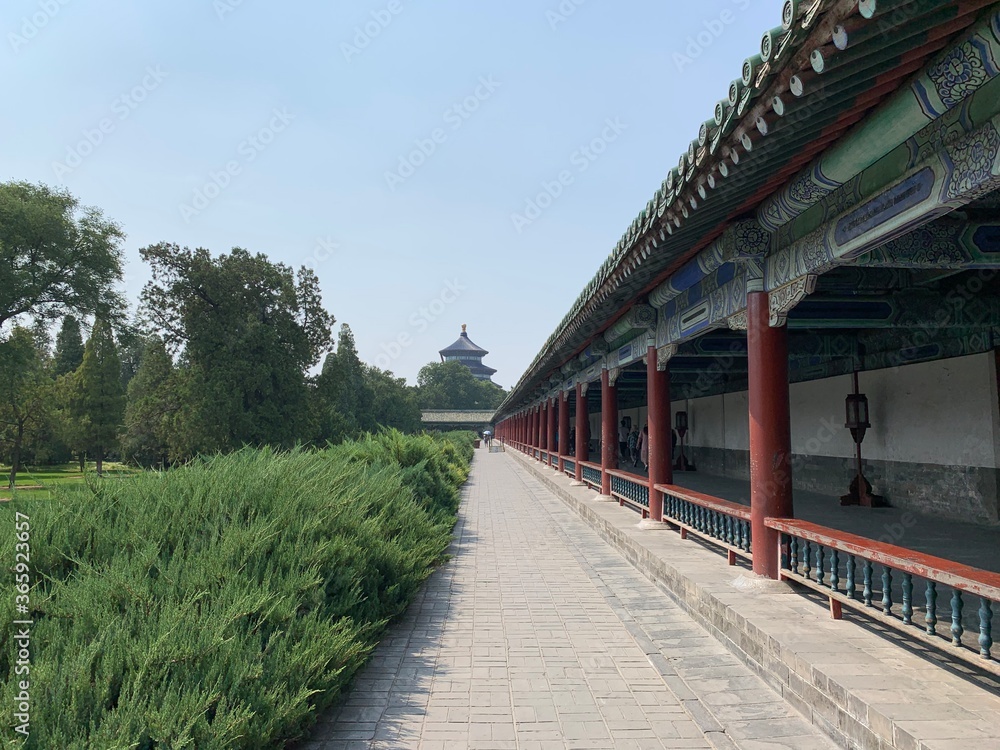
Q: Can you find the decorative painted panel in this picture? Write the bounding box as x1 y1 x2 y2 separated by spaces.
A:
758 10 1000 233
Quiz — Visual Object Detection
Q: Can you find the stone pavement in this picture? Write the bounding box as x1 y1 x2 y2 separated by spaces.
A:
300 452 839 749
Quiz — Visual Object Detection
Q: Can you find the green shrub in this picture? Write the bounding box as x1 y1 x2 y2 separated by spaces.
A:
0 434 469 748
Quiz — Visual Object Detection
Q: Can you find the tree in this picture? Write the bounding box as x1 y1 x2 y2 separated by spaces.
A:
53 314 85 376
316 324 374 442
0 181 124 331
364 365 421 433
139 243 334 450
417 360 506 410
70 319 125 475
120 337 175 467
116 321 150 390
0 328 52 487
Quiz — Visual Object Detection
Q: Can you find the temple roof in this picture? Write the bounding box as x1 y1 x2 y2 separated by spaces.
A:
464 360 498 378
440 325 490 357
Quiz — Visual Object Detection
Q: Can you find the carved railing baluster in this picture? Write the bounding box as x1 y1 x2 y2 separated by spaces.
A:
925 581 938 636
902 573 913 625
882 567 893 616
951 589 964 646
979 598 993 659
863 560 873 607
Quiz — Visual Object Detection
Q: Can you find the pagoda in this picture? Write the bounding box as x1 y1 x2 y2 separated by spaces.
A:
439 325 497 383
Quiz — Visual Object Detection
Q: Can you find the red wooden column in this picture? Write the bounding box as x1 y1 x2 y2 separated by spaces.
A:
546 397 556 466
747 291 794 579
574 383 586 482
537 405 544 454
647 346 672 522
540 402 548 454
531 407 538 453
601 368 618 496
534 406 542 455
558 392 570 472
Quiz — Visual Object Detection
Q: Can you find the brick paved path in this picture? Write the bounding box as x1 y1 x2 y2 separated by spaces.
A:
302 453 838 750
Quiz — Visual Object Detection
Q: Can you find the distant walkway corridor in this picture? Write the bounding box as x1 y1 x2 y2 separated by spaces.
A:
302 452 838 749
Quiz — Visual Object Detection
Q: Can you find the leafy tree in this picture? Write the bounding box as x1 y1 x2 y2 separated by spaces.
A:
417 360 506 410
120 337 175 467
139 243 334 451
0 328 52 487
53 314 86 376
0 181 124 331
70 319 125 475
364 365 422 433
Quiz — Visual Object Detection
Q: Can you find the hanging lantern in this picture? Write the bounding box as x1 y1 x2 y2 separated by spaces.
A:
675 410 689 435
845 392 870 444
673 411 695 472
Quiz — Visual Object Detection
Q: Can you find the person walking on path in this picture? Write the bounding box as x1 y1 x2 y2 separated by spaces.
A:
618 419 629 460
637 423 649 472
628 425 639 467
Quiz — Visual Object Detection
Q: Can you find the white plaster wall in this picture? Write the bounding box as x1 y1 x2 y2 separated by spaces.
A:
864 354 996 468
675 391 749 452
725 391 750 452
680 352 997 469
678 395 724 450
789 376 856 459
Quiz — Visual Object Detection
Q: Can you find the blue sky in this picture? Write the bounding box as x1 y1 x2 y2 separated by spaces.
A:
3 0 780 388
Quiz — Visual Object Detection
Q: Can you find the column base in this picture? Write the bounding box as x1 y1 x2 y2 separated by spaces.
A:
636 518 669 530
569 480 585 487
730 573 790 593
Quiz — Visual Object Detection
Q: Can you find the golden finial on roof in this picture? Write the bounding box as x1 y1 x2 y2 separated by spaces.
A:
462 324 467 333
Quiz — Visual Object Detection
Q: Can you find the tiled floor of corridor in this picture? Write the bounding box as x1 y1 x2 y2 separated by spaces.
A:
301 452 840 750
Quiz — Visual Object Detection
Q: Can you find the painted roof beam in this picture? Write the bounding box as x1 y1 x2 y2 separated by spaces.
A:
758 7 1000 232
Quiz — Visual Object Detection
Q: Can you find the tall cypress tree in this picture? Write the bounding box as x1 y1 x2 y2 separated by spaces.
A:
121 337 175 467
72 319 125 475
316 324 374 441
53 315 85 376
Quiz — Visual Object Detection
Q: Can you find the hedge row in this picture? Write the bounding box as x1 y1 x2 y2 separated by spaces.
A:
1 430 475 748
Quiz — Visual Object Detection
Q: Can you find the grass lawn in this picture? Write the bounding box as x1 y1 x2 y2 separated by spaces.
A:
0 461 140 500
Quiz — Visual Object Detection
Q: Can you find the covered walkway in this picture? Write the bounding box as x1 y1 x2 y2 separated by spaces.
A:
302 451 839 750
